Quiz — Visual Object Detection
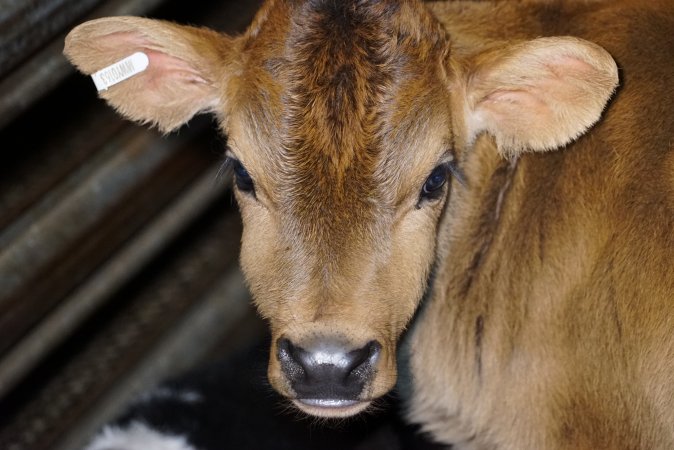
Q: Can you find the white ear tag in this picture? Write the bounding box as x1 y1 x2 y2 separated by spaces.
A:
91 52 149 91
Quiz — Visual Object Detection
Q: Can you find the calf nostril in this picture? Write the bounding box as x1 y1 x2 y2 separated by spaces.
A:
277 338 306 381
344 340 380 378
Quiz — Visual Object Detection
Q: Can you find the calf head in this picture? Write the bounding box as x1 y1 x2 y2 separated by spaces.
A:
64 0 617 418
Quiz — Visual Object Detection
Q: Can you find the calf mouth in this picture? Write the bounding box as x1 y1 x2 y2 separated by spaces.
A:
292 398 372 418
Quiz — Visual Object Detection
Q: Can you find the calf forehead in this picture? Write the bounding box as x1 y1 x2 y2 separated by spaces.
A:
240 0 449 240
280 1 398 239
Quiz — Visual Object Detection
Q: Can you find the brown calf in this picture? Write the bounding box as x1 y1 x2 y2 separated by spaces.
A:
64 0 674 448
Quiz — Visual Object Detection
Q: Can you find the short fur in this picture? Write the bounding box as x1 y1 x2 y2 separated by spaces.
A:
64 0 673 448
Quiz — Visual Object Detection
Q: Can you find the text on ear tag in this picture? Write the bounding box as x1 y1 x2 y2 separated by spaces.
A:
91 52 149 91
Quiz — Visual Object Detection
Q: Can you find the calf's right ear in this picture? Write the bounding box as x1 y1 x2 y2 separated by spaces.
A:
64 17 241 133
459 37 619 156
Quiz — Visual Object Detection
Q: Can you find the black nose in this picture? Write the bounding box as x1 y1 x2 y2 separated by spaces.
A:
277 338 381 401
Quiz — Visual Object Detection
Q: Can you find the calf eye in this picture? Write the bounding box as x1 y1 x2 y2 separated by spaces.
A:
231 159 255 195
419 163 449 203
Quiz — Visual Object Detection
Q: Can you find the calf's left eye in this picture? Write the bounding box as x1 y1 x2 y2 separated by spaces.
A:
419 164 449 203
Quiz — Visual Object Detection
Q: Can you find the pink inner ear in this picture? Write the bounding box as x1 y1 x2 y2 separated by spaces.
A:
550 54 598 76
95 31 208 88
482 89 550 117
479 53 597 121
143 51 209 87
465 37 617 152
96 30 153 52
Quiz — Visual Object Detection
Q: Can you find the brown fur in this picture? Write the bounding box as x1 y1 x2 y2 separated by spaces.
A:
63 0 674 447
410 1 674 448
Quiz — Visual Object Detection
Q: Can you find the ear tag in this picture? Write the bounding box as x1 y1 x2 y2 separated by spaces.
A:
91 52 149 91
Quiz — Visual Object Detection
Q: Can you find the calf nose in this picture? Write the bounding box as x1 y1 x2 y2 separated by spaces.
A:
277 338 381 401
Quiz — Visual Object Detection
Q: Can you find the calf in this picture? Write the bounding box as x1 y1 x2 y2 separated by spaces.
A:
64 0 674 448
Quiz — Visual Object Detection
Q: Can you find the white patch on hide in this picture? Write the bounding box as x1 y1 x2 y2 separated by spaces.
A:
83 421 197 450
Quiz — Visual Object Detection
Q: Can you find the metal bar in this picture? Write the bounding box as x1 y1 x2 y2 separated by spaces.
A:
0 104 126 235
0 207 248 449
0 128 182 299
0 165 231 398
52 269 252 450
0 123 212 355
0 0 102 78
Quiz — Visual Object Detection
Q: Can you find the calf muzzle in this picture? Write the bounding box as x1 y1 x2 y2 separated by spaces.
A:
277 337 381 407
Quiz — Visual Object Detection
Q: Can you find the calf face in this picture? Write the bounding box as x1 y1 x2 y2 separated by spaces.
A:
64 0 616 418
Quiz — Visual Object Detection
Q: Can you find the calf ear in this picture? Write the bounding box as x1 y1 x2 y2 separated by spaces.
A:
64 17 239 133
461 37 618 156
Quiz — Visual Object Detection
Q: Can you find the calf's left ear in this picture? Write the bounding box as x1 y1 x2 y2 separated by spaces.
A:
64 17 240 133
461 37 619 156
